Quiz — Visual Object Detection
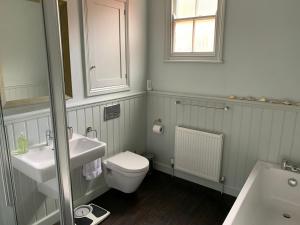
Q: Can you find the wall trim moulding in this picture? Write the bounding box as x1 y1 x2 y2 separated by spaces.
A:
148 91 300 112
4 91 146 123
66 91 145 111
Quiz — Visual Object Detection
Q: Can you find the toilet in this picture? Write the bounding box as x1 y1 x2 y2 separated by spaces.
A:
103 151 149 193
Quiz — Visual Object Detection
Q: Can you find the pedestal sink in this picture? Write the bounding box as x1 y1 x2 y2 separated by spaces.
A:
11 133 106 183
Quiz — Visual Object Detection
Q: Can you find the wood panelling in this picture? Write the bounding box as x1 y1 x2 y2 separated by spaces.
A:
4 93 146 225
147 91 300 196
5 89 300 224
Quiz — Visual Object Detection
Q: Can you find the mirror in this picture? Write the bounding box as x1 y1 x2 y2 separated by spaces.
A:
0 0 72 109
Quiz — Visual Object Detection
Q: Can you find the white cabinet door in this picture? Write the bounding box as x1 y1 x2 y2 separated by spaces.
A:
84 0 128 96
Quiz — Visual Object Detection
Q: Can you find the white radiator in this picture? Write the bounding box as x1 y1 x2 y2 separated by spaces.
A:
174 126 224 183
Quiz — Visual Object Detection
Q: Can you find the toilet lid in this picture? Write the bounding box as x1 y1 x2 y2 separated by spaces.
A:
106 151 149 173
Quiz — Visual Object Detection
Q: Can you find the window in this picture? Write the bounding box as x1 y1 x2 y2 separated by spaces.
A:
165 0 225 62
82 0 129 96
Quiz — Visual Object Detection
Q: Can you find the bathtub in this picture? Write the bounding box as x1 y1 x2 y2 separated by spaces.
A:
223 161 300 225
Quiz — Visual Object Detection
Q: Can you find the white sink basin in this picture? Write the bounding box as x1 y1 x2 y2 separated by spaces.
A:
11 133 106 183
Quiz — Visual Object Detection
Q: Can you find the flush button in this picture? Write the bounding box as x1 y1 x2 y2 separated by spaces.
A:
104 104 120 121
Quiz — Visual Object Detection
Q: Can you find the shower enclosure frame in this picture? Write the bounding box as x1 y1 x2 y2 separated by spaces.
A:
0 0 75 224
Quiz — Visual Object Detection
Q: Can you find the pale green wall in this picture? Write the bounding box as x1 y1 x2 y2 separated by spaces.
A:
147 0 300 100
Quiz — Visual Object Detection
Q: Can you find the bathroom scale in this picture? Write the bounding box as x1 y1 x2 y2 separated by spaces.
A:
74 204 110 225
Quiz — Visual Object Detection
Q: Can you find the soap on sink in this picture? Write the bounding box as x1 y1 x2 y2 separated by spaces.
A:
14 133 29 155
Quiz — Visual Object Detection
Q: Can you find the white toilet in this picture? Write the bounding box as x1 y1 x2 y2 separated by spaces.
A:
103 151 149 193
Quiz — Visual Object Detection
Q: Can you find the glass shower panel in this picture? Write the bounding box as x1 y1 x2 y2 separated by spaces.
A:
0 0 73 225
0 110 17 225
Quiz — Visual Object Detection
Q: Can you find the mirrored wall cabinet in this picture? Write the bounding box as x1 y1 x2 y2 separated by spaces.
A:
81 0 129 97
0 0 72 109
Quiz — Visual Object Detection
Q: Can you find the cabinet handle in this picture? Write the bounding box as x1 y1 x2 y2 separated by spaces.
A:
90 65 96 70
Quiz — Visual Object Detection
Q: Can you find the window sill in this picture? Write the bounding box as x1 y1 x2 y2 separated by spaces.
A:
164 51 223 63
164 57 223 63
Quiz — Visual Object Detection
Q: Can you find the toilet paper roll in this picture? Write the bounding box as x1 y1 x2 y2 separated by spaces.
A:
153 125 164 135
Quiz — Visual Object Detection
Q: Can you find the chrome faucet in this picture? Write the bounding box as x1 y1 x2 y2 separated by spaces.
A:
46 127 73 147
281 159 300 174
67 127 73 140
45 130 54 146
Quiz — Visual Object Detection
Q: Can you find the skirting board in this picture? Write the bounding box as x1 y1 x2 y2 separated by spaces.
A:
32 185 110 225
154 161 240 197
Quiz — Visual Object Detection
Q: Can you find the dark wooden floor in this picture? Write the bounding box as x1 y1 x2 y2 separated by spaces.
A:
92 171 235 225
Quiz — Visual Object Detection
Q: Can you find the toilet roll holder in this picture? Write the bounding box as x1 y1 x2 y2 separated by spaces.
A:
153 119 164 135
86 127 98 138
153 118 162 125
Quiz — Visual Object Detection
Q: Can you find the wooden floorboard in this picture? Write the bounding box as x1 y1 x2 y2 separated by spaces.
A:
91 171 236 225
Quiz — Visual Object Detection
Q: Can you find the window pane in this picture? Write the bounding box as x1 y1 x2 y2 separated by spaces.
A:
173 20 193 52
194 18 216 52
196 0 218 16
174 0 196 18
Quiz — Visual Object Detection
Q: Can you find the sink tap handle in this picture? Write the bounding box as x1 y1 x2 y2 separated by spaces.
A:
45 130 54 146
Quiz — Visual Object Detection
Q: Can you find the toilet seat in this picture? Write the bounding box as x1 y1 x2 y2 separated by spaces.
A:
105 151 149 174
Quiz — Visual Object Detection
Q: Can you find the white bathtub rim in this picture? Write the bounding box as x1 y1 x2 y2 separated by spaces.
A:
223 160 277 225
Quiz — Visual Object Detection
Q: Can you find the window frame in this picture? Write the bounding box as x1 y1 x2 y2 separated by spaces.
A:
165 0 226 63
